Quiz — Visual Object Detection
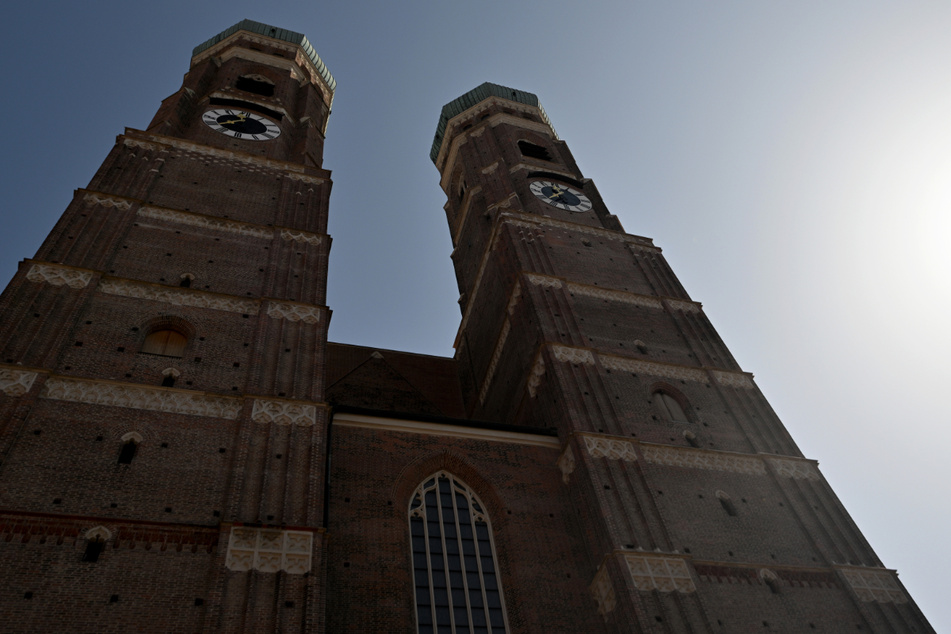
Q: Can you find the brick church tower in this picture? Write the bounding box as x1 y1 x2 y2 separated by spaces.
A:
0 20 934 633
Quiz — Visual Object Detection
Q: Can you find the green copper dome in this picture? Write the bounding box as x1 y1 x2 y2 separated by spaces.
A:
193 20 335 94
430 82 552 164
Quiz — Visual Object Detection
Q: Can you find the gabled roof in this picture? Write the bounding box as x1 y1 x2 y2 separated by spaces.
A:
325 343 466 419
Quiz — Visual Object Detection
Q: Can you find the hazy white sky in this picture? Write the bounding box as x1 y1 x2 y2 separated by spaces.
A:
2 2 949 628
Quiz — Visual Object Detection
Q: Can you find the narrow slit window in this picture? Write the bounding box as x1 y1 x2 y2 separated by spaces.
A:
409 472 508 633
82 537 105 562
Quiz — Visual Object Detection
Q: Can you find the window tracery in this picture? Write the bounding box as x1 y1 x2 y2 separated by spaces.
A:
409 472 507 633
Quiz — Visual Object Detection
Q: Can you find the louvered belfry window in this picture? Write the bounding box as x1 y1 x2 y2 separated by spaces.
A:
141 329 187 357
656 391 689 423
409 472 507 634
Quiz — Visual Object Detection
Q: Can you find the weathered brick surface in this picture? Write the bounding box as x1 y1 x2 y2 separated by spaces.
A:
0 23 936 634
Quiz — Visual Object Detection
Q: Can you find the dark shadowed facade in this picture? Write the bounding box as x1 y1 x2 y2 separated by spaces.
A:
0 20 934 633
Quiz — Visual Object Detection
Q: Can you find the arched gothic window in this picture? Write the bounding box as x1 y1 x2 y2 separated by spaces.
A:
654 390 688 423
409 472 507 634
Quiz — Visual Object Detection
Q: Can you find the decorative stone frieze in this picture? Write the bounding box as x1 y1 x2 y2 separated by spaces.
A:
480 320 511 404
266 301 321 324
83 194 132 210
600 355 707 383
26 264 93 289
280 229 322 245
590 565 617 619
838 566 907 604
768 458 821 481
551 345 595 366
43 377 242 419
251 399 317 426
567 283 663 309
526 356 546 398
624 553 697 593
225 527 313 574
99 279 258 314
582 435 638 462
137 206 272 239
665 299 700 313
642 445 766 476
525 273 562 289
557 445 576 484
712 370 755 389
0 368 38 396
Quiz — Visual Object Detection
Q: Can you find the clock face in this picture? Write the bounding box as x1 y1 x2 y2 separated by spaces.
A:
529 180 592 212
201 108 281 141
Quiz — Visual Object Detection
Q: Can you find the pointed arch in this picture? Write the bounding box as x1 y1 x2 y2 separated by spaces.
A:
409 471 508 633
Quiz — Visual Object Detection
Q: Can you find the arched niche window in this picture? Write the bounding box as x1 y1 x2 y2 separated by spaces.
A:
179 273 194 288
517 140 551 162
409 472 508 634
654 390 689 423
117 432 142 465
142 329 187 358
236 74 275 97
161 367 180 388
82 526 111 563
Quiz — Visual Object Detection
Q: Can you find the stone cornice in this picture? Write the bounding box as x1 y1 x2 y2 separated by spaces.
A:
207 89 290 119
563 431 820 480
0 364 332 421
42 376 243 419
520 271 703 313
536 342 753 390
508 162 577 181
23 263 328 323
332 412 561 449
98 278 260 315
500 211 656 249
137 206 272 239
79 190 326 245
121 131 330 184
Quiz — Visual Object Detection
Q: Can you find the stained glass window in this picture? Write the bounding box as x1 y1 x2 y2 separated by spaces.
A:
409 472 507 634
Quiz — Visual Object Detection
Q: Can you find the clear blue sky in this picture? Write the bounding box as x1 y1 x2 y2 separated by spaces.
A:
2 2 949 628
